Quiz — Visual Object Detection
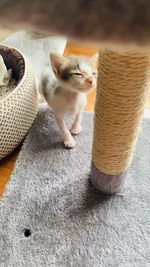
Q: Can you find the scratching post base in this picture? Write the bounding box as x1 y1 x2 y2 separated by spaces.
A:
91 163 126 194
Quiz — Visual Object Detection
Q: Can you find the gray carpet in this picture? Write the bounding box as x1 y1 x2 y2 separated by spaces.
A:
0 110 150 267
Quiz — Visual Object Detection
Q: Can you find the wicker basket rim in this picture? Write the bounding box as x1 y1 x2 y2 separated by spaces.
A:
0 44 28 104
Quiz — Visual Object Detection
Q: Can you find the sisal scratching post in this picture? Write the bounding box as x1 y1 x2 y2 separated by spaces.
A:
91 50 150 194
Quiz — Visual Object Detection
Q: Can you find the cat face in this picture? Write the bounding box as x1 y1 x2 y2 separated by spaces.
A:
50 53 98 93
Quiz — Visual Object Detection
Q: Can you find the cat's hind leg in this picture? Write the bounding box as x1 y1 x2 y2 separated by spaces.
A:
71 111 83 135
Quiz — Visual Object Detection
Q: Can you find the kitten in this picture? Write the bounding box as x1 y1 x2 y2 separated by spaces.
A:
40 53 97 148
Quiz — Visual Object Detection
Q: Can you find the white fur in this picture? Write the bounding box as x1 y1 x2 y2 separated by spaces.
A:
40 53 97 148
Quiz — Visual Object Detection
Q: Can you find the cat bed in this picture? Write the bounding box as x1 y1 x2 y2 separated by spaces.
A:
0 45 38 159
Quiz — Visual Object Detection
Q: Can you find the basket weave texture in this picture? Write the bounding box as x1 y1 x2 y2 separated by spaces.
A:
0 45 38 159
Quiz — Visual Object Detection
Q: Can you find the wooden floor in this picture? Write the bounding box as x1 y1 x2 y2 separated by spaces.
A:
0 41 98 197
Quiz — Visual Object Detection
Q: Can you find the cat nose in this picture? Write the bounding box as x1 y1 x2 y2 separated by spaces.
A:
85 77 93 85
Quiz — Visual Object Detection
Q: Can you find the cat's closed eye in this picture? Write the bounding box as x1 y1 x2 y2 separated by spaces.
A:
73 73 83 77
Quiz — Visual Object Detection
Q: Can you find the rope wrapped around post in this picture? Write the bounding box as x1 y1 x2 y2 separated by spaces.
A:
91 50 150 194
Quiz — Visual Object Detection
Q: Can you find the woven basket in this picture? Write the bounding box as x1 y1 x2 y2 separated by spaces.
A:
0 45 38 159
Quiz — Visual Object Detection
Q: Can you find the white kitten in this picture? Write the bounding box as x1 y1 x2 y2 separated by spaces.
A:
40 53 97 148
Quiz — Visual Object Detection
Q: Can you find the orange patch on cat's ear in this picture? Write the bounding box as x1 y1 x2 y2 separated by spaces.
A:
90 53 98 69
50 53 66 76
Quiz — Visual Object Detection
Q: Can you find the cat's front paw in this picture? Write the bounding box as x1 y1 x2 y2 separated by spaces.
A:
64 136 76 148
70 125 83 135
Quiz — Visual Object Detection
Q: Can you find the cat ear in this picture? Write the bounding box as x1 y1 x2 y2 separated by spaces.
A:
90 53 98 67
50 53 66 77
